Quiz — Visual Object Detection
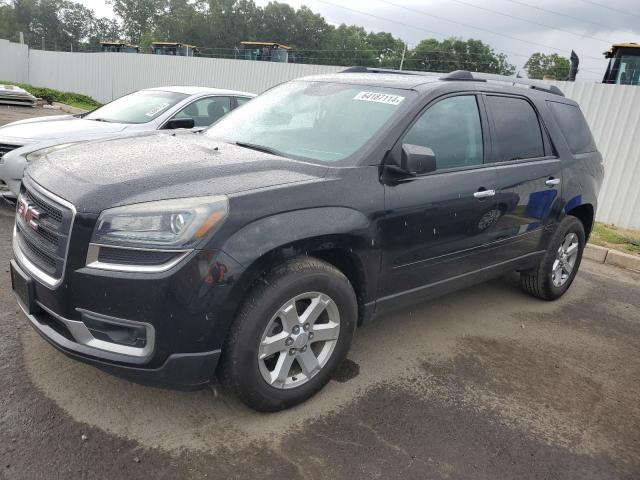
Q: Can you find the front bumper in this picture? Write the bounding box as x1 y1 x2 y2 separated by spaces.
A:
11 236 244 389
19 298 220 389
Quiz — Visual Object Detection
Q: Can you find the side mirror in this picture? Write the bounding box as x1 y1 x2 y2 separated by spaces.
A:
401 144 437 175
164 118 195 130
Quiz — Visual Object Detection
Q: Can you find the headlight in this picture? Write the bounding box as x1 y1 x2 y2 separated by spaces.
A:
92 196 229 249
25 143 79 162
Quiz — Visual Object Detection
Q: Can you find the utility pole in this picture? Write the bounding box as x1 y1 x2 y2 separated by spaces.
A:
41 36 45 50
19 31 24 44
399 42 407 71
70 43 73 52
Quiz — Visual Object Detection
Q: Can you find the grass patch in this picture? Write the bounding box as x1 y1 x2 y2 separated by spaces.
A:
590 222 640 255
0 81 101 111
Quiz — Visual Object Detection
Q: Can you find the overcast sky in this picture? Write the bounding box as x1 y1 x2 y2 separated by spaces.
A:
79 0 640 81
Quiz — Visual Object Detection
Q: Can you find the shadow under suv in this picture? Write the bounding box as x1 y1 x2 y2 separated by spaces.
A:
10 69 604 411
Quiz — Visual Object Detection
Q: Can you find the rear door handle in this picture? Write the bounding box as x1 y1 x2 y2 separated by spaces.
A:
545 177 561 186
473 189 496 199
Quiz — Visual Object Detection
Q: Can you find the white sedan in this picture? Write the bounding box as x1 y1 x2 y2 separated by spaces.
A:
0 85 255 200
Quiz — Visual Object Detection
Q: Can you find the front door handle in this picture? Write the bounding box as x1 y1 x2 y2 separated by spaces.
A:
473 189 496 199
545 177 561 187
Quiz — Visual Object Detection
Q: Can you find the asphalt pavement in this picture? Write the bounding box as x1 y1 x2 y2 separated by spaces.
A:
1 202 639 479
1 104 639 479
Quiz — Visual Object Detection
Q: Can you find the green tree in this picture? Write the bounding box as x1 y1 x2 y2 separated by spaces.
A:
524 52 570 80
407 37 515 75
59 1 97 48
88 17 121 46
109 0 164 44
0 1 20 42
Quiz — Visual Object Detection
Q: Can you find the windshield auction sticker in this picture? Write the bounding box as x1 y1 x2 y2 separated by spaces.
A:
353 91 405 105
145 102 171 117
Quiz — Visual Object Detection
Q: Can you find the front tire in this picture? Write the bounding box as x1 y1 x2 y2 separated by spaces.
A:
520 216 585 300
220 257 357 412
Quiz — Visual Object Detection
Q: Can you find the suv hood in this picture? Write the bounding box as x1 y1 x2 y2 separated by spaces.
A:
0 116 128 142
26 132 328 213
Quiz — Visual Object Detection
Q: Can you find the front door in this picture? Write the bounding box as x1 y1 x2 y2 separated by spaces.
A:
378 94 500 310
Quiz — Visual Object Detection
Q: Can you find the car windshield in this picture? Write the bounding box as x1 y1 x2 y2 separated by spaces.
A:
204 81 415 163
85 90 188 124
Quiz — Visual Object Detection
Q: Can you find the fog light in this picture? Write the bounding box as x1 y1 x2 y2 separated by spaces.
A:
81 312 147 348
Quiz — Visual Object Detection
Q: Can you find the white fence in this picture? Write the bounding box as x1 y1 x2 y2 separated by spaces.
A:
0 39 29 83
27 49 344 102
1 39 639 229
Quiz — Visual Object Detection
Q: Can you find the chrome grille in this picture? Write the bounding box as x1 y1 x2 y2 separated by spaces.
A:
0 143 21 162
14 181 74 284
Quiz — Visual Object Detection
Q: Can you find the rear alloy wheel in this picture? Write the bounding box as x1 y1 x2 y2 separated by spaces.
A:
551 232 579 287
520 216 585 300
220 257 357 411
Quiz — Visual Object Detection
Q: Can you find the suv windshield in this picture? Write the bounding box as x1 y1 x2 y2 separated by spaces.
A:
204 81 415 163
85 90 188 124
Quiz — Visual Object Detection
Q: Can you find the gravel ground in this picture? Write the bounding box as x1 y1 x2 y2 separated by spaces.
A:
1 202 639 480
0 104 66 126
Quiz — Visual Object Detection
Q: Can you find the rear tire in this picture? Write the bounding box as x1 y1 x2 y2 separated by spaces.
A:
220 257 357 412
520 216 585 300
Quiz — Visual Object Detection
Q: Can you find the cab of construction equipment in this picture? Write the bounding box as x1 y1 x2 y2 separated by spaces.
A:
239 41 291 63
100 41 139 53
603 43 640 85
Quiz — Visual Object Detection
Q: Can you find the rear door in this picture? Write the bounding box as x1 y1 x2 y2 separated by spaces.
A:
378 94 500 308
483 94 562 261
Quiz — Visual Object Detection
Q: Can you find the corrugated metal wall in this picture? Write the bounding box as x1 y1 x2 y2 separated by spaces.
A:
27 49 342 102
0 39 29 83
549 80 640 229
1 39 639 228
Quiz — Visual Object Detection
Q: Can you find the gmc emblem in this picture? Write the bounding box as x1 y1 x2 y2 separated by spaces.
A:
17 197 40 231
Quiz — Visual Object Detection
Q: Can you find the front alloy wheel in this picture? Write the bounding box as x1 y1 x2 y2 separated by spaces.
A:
220 257 357 411
258 292 340 389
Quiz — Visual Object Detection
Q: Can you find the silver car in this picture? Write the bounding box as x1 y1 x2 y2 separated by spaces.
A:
0 86 255 200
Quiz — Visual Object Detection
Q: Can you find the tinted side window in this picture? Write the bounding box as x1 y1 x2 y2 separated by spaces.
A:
174 96 231 126
547 101 596 154
236 97 251 107
404 95 483 170
486 96 544 161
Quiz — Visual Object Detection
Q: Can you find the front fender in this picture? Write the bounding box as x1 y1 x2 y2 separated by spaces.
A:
220 207 373 267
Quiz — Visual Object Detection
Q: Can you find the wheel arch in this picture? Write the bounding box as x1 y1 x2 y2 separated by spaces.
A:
566 203 595 240
226 236 371 330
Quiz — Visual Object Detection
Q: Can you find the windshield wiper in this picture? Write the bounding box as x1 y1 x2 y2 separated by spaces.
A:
89 118 112 123
234 141 287 158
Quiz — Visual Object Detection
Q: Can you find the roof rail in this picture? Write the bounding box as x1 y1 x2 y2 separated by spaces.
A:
340 67 565 97
440 70 565 97
340 66 434 77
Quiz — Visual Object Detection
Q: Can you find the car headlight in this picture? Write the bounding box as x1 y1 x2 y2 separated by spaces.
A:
92 196 229 249
25 143 79 162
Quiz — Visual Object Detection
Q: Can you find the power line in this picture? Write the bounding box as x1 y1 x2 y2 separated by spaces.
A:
501 0 621 34
444 0 612 44
316 0 584 63
334 0 602 61
575 0 640 19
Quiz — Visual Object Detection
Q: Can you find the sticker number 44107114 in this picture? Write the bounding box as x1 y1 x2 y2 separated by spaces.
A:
353 91 405 106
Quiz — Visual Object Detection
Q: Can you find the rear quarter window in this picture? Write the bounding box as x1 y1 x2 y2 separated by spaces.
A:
547 101 597 154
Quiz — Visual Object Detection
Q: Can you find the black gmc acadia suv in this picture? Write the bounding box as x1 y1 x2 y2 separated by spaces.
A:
10 69 604 411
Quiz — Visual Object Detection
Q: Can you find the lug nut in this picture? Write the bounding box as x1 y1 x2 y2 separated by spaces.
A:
292 325 301 334
300 345 307 352
303 323 310 331
308 332 314 339
289 348 296 355
285 337 293 346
